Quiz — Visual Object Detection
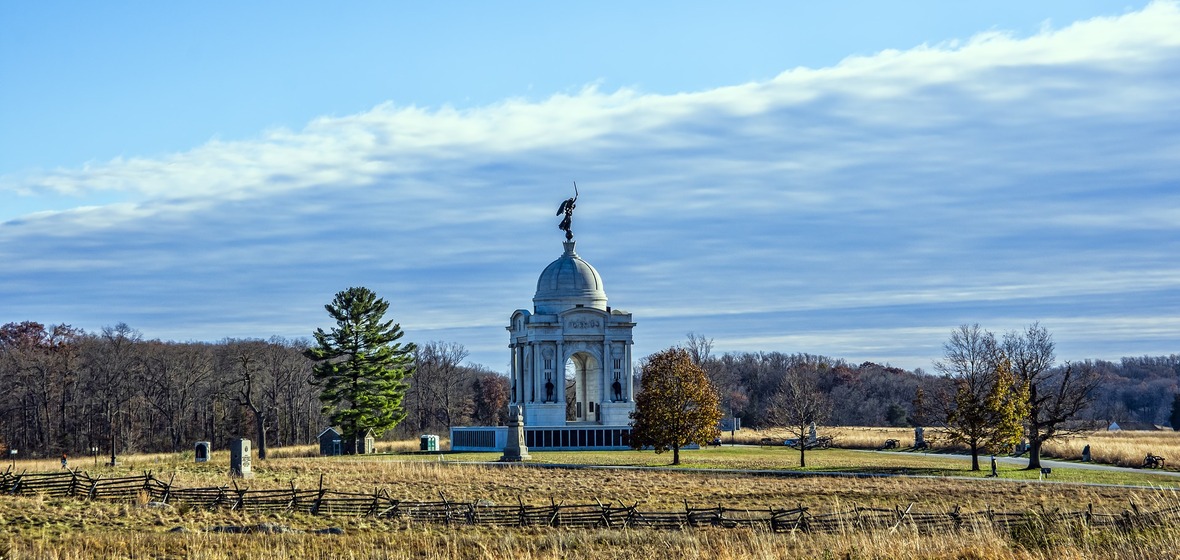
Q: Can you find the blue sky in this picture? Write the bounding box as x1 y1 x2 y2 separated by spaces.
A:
2 1 1177 372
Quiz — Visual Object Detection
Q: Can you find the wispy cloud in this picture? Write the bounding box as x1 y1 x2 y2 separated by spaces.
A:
2 2 1179 370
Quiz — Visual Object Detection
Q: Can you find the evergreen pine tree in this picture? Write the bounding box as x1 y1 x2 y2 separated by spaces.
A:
305 286 415 453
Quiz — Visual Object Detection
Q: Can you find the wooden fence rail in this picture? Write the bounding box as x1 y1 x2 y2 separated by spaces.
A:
3 467 1180 534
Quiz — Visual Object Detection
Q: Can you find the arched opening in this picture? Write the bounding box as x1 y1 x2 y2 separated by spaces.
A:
564 352 601 423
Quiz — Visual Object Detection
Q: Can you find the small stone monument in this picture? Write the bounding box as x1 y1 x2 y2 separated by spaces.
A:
914 427 926 449
229 438 253 478
808 422 817 445
499 405 531 462
1082 444 1091 462
194 441 210 463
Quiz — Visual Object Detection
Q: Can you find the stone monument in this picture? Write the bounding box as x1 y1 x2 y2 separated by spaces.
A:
194 441 210 463
499 405 531 462
450 186 637 452
914 426 926 449
506 185 636 428
229 438 253 478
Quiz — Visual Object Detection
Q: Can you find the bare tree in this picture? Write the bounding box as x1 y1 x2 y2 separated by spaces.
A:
767 365 831 467
684 332 714 365
1003 324 1103 469
141 342 214 452
222 339 275 460
1029 363 1102 468
411 342 475 431
87 323 143 465
264 337 316 446
0 322 67 453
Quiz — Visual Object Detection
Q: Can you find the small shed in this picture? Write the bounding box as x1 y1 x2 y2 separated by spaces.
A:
319 427 375 455
318 427 343 456
352 428 376 455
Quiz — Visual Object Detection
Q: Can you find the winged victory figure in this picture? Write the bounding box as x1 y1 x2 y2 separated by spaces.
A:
556 182 579 241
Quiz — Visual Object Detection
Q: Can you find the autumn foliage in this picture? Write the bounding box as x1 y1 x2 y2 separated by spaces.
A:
630 348 723 465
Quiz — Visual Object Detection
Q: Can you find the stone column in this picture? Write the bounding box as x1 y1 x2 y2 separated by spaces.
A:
555 342 565 407
509 343 519 404
601 339 610 409
626 341 634 401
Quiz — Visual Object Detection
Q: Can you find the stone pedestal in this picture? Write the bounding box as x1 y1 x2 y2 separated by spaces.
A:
500 406 531 462
230 438 253 478
914 427 926 449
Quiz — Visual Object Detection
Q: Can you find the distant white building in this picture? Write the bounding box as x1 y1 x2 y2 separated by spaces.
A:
1107 421 1165 431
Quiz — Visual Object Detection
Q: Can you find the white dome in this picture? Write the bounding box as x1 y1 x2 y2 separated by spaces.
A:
533 241 607 314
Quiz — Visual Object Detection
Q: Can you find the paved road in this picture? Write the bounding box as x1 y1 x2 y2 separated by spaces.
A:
852 449 1180 478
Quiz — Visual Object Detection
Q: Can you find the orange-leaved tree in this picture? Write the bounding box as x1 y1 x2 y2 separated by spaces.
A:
630 348 722 465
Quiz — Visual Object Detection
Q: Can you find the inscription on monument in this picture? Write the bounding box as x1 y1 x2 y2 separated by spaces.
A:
230 438 253 479
568 319 601 329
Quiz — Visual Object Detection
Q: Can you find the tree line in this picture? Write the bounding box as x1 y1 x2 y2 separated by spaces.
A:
0 321 321 461
0 318 506 459
686 331 1176 435
3 307 1174 462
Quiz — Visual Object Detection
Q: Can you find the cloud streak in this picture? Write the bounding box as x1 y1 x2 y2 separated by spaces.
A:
2 2 1179 370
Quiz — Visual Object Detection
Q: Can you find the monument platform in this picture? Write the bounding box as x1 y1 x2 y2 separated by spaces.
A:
451 425 632 452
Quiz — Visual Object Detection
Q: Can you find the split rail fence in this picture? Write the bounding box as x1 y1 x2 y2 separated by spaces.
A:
2 468 1179 534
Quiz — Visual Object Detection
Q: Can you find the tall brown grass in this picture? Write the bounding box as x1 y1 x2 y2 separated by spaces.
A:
5 496 1180 560
1042 429 1180 468
6 438 1180 559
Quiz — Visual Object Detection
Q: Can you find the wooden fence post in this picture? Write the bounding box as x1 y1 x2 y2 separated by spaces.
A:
87 475 101 500
890 503 914 532
231 479 246 511
310 474 326 515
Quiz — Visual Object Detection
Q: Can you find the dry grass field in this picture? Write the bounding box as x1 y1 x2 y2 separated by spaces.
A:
1041 430 1180 468
747 425 1180 469
5 430 1180 559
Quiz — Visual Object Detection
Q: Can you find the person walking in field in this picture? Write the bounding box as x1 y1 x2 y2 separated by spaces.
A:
61 453 67 469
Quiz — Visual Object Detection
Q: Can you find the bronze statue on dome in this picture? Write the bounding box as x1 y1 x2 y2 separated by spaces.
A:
556 182 578 241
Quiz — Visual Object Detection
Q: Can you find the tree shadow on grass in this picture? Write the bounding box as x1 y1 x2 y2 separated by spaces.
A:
801 466 977 477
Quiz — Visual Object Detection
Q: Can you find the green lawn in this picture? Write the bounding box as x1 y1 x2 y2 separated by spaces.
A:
382 445 1180 487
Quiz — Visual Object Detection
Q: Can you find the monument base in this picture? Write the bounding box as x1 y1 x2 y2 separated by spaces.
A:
499 405 531 462
499 449 532 462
